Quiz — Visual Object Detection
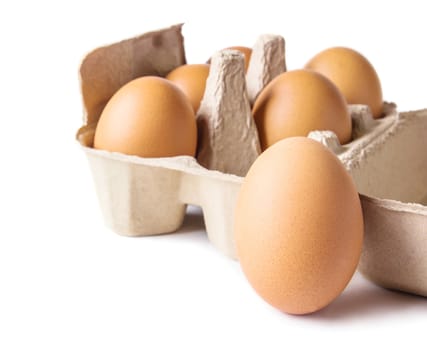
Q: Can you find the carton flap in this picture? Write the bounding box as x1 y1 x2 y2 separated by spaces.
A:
79 24 186 126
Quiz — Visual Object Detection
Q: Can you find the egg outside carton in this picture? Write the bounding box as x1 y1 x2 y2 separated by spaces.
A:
76 24 427 298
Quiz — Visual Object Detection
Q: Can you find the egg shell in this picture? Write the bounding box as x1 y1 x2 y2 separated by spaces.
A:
94 76 197 158
305 47 383 118
253 69 352 150
166 64 210 113
77 25 427 298
234 137 364 314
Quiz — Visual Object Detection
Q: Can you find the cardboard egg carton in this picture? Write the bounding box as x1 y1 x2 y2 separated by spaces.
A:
76 24 427 297
360 195 427 297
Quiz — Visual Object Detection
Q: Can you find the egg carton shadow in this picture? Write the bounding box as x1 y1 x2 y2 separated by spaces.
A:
76 24 427 297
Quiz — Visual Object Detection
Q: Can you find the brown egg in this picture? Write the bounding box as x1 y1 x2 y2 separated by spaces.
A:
305 47 383 118
234 137 364 315
224 46 252 72
166 64 210 113
253 69 352 150
94 76 197 158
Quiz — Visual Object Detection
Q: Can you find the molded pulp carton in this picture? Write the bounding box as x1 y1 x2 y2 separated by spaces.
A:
77 25 427 297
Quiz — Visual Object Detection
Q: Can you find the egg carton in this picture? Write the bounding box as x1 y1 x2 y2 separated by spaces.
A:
76 24 427 297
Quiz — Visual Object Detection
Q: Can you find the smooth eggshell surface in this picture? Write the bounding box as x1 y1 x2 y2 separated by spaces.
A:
166 64 210 113
305 47 383 118
234 137 364 315
94 76 197 158
252 70 352 150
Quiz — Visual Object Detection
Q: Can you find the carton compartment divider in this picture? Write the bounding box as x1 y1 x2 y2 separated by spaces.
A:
196 48 260 177
246 34 286 104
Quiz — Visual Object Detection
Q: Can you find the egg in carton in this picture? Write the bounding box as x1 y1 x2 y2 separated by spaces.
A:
76 24 427 297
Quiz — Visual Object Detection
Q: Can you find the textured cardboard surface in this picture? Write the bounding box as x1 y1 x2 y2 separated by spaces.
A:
196 50 260 176
345 108 427 203
360 195 427 297
77 25 427 296
246 34 286 104
81 148 242 257
79 24 186 129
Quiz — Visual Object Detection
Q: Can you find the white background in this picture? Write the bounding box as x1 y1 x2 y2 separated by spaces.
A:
1 1 426 349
